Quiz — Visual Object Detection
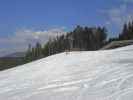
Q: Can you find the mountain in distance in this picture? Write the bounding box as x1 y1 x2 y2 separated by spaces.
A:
4 52 26 58
0 52 25 71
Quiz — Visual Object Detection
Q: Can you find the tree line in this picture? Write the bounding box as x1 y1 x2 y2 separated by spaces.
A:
108 21 133 42
24 20 133 63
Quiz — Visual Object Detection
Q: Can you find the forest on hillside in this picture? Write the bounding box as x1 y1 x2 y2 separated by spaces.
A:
24 20 133 63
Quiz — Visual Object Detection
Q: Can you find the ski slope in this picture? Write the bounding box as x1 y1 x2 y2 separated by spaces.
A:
0 45 133 100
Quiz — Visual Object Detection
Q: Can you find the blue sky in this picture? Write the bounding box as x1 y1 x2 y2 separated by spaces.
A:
0 0 133 56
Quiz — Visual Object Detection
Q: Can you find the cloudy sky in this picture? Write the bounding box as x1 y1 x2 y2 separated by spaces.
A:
0 0 132 56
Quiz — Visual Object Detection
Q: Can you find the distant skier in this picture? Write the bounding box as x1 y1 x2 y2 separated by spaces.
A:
65 50 69 55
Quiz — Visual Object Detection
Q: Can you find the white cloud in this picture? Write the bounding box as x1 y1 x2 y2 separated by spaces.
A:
121 0 133 3
0 27 66 57
100 3 133 28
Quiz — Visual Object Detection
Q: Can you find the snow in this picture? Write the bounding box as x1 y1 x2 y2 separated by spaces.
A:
0 45 133 100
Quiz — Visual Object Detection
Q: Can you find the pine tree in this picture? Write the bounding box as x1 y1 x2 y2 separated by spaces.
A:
25 44 32 62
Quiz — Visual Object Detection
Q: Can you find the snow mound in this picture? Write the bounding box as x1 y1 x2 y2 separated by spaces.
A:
0 45 133 100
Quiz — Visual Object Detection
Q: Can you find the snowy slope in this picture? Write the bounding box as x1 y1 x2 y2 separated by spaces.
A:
0 45 133 100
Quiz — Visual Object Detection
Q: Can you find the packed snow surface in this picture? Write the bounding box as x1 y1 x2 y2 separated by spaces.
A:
0 45 133 100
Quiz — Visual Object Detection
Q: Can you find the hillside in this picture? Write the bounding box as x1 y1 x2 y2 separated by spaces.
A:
101 40 133 50
0 52 25 71
0 45 133 100
0 57 23 70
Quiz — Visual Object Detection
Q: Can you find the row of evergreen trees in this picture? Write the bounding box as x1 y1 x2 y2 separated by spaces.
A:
24 20 133 63
109 21 133 42
119 21 133 40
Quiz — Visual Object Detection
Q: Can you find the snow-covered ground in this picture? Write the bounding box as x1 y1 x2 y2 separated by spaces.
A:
0 45 133 100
